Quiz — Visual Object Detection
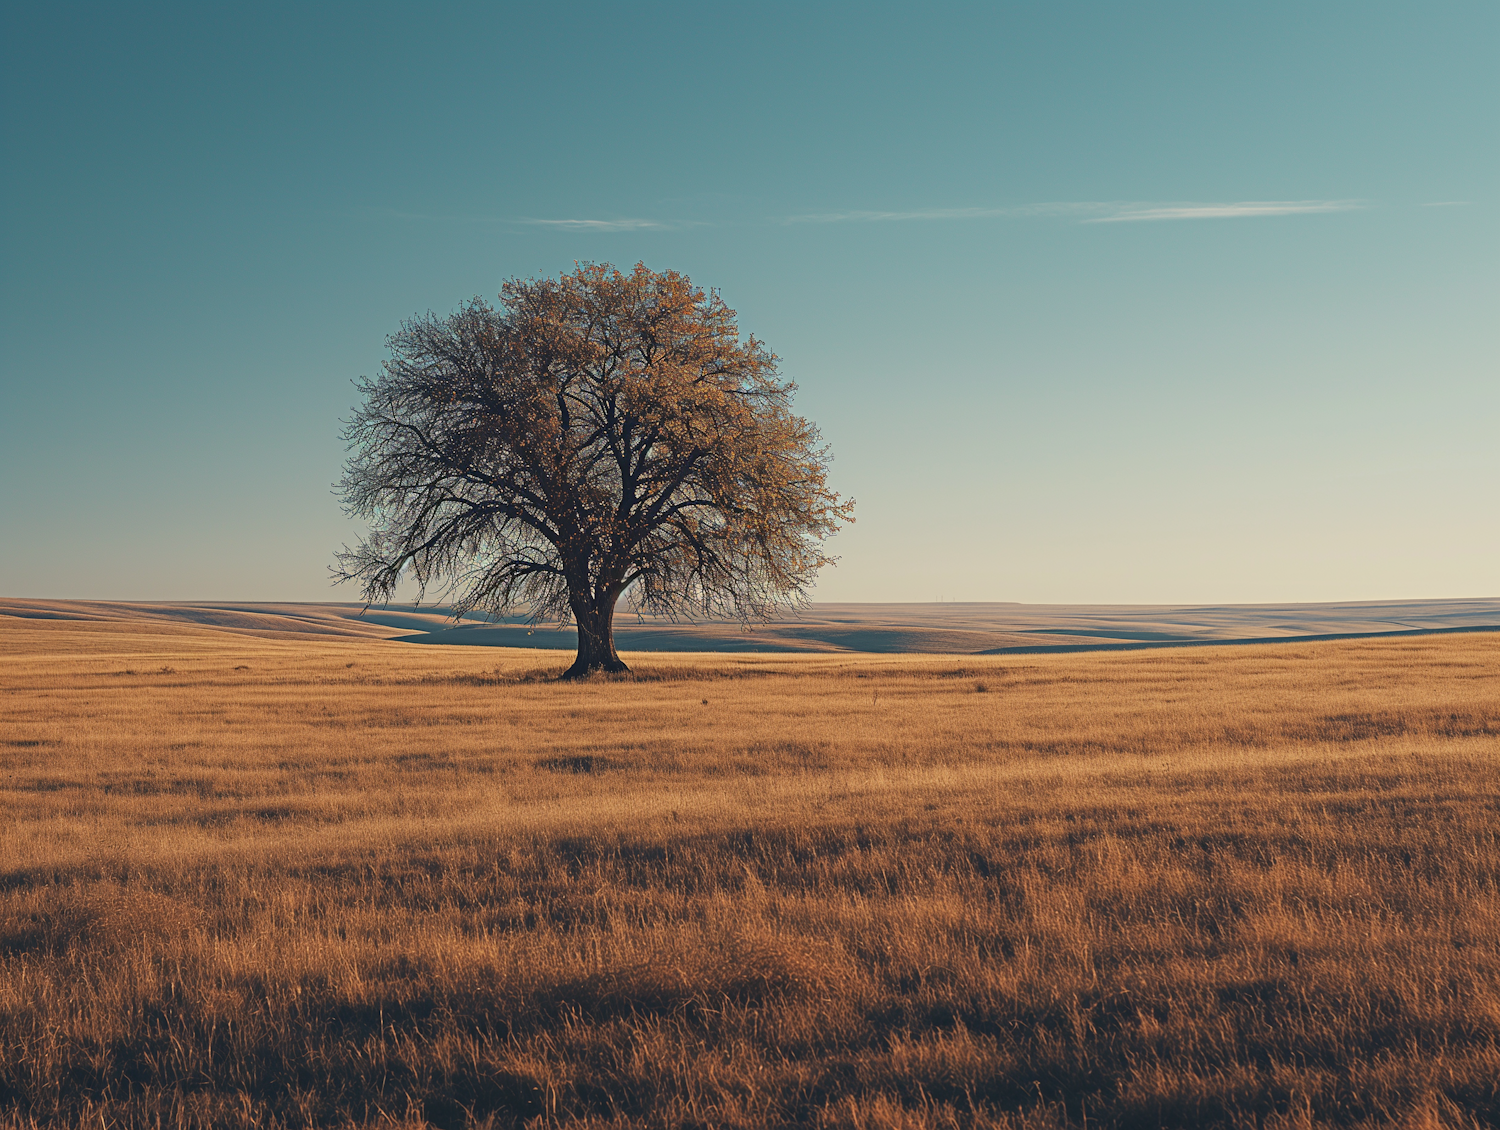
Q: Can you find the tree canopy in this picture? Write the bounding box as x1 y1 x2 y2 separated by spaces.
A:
335 263 853 677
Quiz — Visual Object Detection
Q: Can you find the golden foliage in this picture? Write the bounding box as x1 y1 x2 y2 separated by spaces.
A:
337 263 853 676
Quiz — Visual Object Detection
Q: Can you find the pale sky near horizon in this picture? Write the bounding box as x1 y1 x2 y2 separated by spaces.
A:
2 2 1495 605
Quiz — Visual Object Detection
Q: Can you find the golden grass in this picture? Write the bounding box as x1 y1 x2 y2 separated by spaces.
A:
1 615 1498 1128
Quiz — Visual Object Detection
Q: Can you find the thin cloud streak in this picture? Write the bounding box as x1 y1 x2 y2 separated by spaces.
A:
369 202 1366 231
1087 200 1363 222
356 209 690 231
526 218 671 231
783 200 1364 225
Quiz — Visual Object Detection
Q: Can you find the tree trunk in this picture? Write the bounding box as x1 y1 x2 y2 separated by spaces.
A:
563 590 628 678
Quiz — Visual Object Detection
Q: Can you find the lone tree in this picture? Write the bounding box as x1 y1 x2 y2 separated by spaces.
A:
335 263 853 677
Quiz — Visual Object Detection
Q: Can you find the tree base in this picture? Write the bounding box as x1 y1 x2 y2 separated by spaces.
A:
561 654 631 680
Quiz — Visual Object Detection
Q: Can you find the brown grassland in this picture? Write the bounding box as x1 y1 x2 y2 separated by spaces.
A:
1 617 1498 1128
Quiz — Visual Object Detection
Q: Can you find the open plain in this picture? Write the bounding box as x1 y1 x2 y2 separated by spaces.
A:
2 611 1498 1128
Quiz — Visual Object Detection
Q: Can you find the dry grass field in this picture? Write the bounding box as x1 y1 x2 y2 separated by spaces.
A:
2 615 1498 1128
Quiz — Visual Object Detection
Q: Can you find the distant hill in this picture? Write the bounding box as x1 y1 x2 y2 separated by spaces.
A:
4 597 1498 654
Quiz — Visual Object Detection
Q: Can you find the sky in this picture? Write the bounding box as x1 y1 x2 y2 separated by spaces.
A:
1 1 1495 605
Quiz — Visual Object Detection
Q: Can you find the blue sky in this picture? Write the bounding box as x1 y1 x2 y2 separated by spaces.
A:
2 1 1495 604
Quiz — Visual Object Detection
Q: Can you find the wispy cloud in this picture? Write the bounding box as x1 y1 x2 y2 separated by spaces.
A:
368 200 1368 232
782 200 1363 225
525 217 672 231
1422 200 1469 207
1086 200 1363 223
356 208 691 231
